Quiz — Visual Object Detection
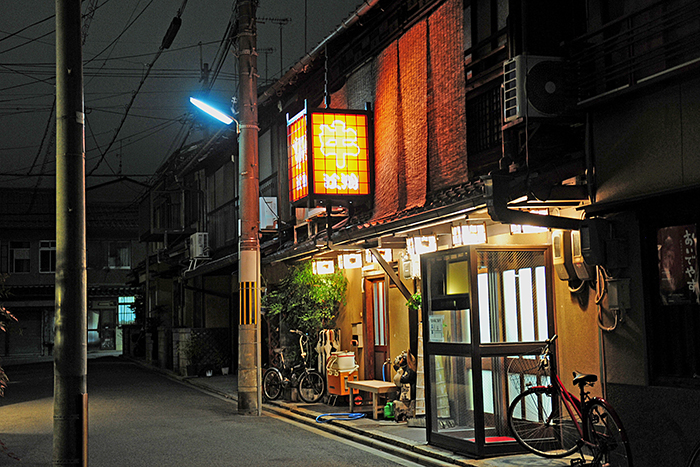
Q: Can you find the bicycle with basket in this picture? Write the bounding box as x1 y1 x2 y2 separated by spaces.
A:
262 329 326 403
507 334 633 467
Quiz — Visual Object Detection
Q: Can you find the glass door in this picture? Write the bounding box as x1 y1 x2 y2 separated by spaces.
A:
423 246 554 458
364 278 388 380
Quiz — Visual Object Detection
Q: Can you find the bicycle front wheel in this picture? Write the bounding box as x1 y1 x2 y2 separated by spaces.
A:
297 370 325 403
585 400 632 467
262 368 283 401
688 441 700 467
508 387 581 458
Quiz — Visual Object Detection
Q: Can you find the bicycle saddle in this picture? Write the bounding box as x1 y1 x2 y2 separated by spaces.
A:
572 371 598 387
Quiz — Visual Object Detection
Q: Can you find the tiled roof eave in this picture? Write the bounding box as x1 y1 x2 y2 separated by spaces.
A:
264 182 486 264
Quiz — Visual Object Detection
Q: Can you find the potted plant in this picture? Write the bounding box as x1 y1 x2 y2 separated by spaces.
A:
179 334 206 377
214 349 230 375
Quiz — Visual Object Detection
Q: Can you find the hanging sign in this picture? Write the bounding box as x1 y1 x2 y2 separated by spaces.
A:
658 224 699 305
287 103 373 206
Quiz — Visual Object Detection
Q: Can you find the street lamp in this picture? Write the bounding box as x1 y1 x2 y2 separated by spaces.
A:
189 96 239 131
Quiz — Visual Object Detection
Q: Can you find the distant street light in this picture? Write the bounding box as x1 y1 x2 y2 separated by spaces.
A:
190 97 235 126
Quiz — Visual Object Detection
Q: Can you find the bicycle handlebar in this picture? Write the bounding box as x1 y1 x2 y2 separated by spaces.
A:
541 334 558 353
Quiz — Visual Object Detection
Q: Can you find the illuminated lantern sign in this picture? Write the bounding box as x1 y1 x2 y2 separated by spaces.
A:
287 104 373 206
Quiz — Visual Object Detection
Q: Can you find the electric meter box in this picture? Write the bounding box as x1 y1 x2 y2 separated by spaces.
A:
552 229 576 281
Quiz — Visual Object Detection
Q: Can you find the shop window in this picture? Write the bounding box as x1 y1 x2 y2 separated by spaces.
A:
118 296 136 325
40 240 56 273
477 250 549 343
9 241 30 273
108 242 131 269
373 280 387 347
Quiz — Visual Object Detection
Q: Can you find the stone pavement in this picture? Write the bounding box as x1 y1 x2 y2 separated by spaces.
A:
182 370 577 467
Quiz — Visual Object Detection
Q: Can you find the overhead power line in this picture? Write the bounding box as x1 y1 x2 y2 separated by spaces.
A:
88 1 189 176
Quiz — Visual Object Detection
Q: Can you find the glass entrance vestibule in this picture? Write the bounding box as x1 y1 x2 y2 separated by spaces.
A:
421 245 556 457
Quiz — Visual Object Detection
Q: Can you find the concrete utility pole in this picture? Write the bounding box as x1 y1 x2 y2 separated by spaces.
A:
236 0 261 416
54 0 88 465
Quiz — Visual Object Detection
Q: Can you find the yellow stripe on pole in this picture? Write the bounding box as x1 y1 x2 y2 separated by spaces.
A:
239 281 258 325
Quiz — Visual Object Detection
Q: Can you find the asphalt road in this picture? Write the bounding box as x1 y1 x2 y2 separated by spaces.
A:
0 358 424 466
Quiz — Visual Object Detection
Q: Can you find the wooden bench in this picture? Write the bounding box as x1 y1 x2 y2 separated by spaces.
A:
347 380 398 419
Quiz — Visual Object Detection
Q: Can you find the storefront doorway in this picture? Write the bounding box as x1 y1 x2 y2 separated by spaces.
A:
364 277 388 380
422 245 555 457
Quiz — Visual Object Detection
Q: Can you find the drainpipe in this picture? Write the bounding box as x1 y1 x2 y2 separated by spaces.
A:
483 174 583 230
585 113 597 204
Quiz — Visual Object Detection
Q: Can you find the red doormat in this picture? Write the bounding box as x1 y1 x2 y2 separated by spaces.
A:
467 437 516 443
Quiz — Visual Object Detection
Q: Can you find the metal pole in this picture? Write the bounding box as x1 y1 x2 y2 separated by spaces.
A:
236 0 261 416
54 0 87 465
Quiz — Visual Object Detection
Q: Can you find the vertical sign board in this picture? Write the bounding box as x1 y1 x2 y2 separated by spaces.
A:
287 105 373 207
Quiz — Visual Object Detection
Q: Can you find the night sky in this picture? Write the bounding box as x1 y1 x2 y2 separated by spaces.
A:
0 0 361 201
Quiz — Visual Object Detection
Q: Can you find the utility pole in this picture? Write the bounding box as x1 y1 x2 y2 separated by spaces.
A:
236 0 261 416
54 0 88 465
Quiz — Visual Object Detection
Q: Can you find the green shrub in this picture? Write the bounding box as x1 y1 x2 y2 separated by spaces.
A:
263 261 347 336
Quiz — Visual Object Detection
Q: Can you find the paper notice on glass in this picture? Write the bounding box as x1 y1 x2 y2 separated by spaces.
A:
429 315 444 342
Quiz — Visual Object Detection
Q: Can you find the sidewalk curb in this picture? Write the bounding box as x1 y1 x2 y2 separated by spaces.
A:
263 400 479 467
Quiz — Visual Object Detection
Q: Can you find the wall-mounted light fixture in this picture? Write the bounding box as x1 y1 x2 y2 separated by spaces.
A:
312 259 335 275
406 235 437 256
452 223 487 246
338 253 362 269
364 248 392 263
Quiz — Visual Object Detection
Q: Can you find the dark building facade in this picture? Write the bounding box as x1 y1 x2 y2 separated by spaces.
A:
0 183 143 360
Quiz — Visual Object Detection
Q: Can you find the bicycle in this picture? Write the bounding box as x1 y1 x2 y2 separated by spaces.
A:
262 329 326 403
687 440 700 467
507 335 633 467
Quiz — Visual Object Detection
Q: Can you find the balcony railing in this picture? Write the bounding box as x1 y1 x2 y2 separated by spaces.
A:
567 0 700 104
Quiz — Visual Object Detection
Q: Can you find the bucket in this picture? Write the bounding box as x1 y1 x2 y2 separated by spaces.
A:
331 351 355 370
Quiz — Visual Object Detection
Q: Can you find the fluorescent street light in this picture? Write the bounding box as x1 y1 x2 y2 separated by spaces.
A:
190 97 234 125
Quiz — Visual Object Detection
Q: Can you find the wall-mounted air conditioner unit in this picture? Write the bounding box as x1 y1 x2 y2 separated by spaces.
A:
503 55 573 123
189 232 209 259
